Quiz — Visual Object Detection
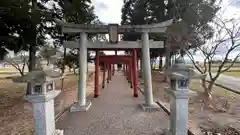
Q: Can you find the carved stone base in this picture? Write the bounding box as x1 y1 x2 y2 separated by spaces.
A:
53 129 64 135
70 101 92 112
140 103 160 112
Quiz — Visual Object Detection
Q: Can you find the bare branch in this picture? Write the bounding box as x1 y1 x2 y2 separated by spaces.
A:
221 53 240 73
6 60 23 75
185 49 204 74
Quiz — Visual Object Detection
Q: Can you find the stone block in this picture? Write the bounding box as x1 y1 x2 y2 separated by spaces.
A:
70 100 92 112
140 103 160 112
52 129 64 135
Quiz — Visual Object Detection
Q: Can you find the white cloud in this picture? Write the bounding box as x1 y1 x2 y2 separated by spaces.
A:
218 0 240 19
92 0 123 24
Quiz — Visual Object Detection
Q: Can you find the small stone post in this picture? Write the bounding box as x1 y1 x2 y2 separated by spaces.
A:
165 57 205 135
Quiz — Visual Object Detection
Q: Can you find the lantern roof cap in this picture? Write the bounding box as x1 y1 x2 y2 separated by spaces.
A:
12 69 63 84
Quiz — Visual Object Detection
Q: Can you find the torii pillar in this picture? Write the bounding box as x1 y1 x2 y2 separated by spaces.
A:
70 32 92 112
94 50 100 97
141 32 159 112
132 49 138 97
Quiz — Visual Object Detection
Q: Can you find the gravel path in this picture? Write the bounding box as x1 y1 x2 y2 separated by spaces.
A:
56 72 169 135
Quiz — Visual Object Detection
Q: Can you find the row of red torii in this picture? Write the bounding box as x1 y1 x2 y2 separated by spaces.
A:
56 19 173 111
89 52 139 97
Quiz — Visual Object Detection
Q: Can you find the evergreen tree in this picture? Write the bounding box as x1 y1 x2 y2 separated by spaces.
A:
0 0 98 94
121 0 220 58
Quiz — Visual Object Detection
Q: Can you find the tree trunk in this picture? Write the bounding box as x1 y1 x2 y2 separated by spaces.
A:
61 48 67 90
26 0 37 95
26 45 37 95
151 59 154 70
73 66 76 75
19 70 24 76
201 78 213 100
47 60 50 66
159 57 162 70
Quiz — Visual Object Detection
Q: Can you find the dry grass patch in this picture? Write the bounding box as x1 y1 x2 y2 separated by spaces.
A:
222 72 240 78
190 80 240 99
0 70 99 135
147 71 240 134
0 72 80 135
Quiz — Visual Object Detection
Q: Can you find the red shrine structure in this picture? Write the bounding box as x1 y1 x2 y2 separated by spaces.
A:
89 49 139 98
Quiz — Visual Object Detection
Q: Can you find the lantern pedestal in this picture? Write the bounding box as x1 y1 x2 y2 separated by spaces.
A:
167 90 189 135
70 100 92 112
12 69 65 135
25 90 63 135
164 56 205 135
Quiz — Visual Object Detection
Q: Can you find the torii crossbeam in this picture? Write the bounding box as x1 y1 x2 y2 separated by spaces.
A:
63 40 164 49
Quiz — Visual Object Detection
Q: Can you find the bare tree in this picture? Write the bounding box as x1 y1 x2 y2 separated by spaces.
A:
186 17 240 99
6 53 28 76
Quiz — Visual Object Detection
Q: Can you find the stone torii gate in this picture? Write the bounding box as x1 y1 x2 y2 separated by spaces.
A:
55 19 173 112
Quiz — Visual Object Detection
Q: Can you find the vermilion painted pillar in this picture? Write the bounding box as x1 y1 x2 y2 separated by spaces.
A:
129 60 133 89
125 64 127 78
127 63 130 81
123 64 125 76
113 51 117 75
132 49 138 97
112 64 115 75
102 62 106 88
109 63 112 81
137 58 139 70
94 50 100 98
107 62 110 83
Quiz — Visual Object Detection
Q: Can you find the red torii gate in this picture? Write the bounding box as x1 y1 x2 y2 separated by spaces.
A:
89 49 138 98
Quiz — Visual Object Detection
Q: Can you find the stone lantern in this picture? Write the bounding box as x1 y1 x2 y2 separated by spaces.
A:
165 56 205 135
12 69 64 135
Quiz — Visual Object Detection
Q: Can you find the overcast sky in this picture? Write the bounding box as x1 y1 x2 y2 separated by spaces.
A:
91 0 240 23
8 0 240 59
91 0 240 60
91 0 123 24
